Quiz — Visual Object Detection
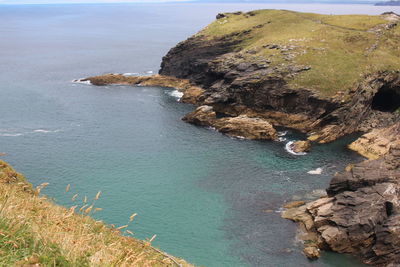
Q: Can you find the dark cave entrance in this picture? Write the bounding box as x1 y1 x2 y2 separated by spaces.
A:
371 85 400 112
385 201 394 217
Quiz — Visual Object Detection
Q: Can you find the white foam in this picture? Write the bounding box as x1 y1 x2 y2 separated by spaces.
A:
122 73 139 76
0 133 23 137
146 70 154 74
33 129 61 134
285 141 307 156
72 78 92 85
278 137 287 142
232 135 245 140
307 168 323 175
278 131 288 137
168 90 184 100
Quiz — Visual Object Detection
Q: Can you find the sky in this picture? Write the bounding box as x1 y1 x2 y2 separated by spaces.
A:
0 0 379 4
0 0 190 3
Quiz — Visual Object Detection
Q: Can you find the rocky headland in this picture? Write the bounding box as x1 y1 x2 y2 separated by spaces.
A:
83 9 400 265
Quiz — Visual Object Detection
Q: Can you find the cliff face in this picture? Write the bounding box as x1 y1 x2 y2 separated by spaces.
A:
160 10 400 143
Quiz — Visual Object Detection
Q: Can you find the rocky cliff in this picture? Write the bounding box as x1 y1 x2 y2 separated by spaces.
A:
160 10 400 143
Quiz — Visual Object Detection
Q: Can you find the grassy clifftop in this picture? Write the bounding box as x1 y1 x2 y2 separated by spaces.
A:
0 160 191 267
196 10 400 95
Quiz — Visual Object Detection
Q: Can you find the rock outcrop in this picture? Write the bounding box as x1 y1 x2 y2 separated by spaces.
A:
349 122 400 159
183 105 277 140
290 140 311 153
283 144 400 266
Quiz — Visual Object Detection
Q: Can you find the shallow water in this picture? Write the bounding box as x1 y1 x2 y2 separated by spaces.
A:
1 3 398 266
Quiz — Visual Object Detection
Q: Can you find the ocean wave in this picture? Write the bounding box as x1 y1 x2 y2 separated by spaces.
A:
168 90 184 100
72 78 92 85
146 70 154 74
122 73 139 76
277 131 288 137
285 141 307 156
33 129 61 134
307 168 323 175
230 135 245 140
0 133 23 137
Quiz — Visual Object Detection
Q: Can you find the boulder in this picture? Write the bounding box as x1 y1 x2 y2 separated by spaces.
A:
303 246 320 259
214 115 277 140
183 106 278 140
290 140 311 153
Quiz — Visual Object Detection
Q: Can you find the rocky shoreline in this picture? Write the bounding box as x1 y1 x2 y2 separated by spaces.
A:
82 9 400 266
283 142 400 266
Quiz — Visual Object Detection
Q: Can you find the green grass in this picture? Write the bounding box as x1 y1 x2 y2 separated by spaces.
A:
0 217 87 266
198 10 400 96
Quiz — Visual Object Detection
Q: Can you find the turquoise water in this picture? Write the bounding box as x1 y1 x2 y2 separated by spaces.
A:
2 3 398 266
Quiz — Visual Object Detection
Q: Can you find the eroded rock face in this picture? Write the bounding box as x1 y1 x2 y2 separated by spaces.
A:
349 122 400 159
283 145 400 266
183 105 277 140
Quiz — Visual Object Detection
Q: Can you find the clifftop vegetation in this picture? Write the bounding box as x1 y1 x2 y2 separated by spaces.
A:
196 10 400 95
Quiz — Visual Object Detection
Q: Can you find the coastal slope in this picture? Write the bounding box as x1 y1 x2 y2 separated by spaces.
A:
0 160 191 267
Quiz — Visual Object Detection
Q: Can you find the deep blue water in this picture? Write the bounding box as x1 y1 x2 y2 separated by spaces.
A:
1 3 399 267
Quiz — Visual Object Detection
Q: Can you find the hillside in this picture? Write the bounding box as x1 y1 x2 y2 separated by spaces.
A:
0 160 191 267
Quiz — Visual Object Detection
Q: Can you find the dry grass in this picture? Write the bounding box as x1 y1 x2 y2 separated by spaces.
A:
0 160 192 267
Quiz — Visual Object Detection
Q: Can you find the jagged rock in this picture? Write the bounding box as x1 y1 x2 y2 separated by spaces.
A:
283 201 306 209
303 246 320 259
182 105 216 127
214 115 277 140
216 13 226 19
183 106 277 140
290 140 311 153
349 122 400 159
282 144 400 266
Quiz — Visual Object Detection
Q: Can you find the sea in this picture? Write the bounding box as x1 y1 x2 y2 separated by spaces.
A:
1 2 399 266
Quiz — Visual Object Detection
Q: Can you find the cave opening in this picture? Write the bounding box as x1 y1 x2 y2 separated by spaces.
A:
385 201 394 217
371 85 400 112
